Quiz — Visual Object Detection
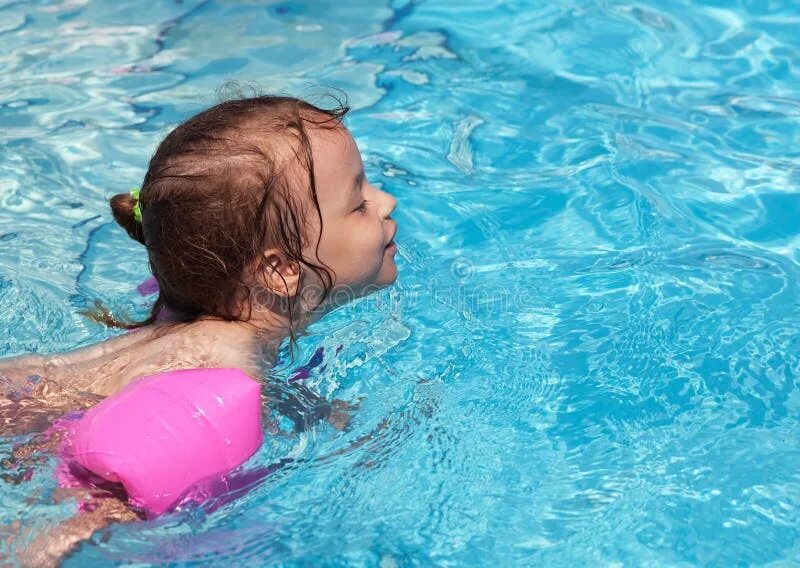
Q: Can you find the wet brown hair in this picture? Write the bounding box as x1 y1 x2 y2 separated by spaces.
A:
84 95 349 339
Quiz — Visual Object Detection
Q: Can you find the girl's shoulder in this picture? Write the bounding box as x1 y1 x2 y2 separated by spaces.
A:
73 321 265 395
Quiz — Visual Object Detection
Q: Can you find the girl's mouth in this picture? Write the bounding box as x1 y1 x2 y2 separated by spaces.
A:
385 223 397 252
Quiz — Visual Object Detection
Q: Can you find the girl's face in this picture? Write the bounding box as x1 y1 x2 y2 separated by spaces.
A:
304 124 398 305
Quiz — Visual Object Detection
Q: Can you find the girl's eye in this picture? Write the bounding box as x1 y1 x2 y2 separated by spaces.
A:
355 199 369 213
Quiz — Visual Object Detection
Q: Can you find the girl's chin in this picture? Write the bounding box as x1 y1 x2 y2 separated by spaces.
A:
379 257 398 284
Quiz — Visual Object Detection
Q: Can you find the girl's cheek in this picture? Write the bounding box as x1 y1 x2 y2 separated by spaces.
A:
369 224 385 251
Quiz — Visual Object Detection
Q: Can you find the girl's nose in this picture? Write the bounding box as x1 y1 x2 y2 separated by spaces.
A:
378 187 396 219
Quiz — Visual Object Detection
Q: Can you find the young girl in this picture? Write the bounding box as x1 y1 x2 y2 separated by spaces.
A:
0 95 398 564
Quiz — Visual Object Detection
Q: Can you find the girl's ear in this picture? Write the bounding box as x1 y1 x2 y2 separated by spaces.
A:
261 248 301 298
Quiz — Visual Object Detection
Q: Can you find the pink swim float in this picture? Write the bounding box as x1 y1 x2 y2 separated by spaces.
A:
57 368 263 517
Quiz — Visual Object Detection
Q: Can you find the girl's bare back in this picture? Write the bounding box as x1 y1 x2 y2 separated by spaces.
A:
0 320 275 437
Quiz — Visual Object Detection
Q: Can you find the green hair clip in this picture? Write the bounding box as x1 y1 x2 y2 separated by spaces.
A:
130 187 142 223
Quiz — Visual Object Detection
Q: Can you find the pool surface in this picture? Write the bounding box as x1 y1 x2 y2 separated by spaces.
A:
1 0 800 565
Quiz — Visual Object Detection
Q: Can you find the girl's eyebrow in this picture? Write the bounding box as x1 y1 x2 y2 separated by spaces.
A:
351 170 365 194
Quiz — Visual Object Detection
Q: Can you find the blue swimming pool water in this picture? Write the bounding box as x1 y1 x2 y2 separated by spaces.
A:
2 0 800 565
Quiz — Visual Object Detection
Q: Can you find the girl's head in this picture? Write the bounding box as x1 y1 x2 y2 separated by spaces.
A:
105 95 397 335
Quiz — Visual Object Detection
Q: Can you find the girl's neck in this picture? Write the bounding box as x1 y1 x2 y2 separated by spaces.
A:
184 312 298 372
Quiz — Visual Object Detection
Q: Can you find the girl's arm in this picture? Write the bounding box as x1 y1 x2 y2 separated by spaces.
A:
14 492 139 568
3 429 140 567
0 326 158 395
0 354 46 383
0 374 101 437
